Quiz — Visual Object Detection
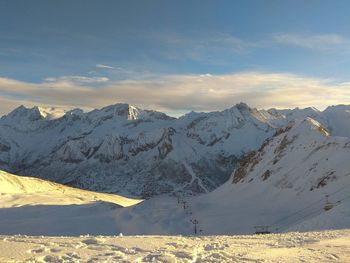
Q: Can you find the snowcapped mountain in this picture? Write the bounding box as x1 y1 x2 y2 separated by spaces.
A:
1 102 349 198
0 102 276 197
264 105 350 137
107 116 350 235
1 109 350 235
231 116 350 197
319 105 350 137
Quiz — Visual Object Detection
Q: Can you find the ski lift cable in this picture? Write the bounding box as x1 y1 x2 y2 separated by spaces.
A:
275 192 350 231
270 181 350 228
278 206 326 231
133 181 350 226
270 199 324 227
132 186 350 218
278 194 350 231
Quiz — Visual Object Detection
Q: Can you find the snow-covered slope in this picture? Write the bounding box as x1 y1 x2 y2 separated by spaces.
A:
1 102 349 198
1 116 350 236
0 169 144 236
319 105 350 137
0 103 275 197
264 105 350 138
1 231 350 262
107 117 350 235
265 107 320 126
0 170 142 208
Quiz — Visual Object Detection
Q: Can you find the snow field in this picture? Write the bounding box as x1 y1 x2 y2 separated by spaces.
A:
0 230 349 262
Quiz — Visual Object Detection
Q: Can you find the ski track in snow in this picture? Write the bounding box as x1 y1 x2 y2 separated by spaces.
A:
0 230 350 262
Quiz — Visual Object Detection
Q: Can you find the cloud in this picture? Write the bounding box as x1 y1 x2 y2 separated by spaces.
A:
0 72 350 116
44 75 109 84
96 64 114 69
273 33 350 51
156 33 256 64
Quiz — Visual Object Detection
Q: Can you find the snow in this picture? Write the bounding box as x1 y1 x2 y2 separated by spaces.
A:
100 117 350 236
0 230 349 262
1 103 350 261
1 102 344 196
36 107 67 120
0 170 142 208
320 105 350 137
1 109 350 237
0 102 276 196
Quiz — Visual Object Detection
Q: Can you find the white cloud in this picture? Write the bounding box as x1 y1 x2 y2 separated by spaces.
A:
44 75 109 84
273 34 350 51
0 72 350 116
96 64 114 69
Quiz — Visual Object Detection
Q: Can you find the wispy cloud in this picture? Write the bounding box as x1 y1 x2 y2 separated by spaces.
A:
0 72 350 116
44 75 109 84
156 33 256 64
96 64 114 69
273 33 350 51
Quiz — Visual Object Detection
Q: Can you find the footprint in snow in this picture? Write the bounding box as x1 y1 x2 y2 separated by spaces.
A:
142 253 175 263
49 247 61 253
27 245 47 254
38 255 65 263
81 238 99 245
65 252 80 259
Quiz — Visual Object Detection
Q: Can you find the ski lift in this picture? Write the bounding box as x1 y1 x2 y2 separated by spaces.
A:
254 226 271 234
324 195 335 211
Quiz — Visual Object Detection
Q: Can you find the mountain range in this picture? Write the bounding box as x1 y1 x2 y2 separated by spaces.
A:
0 103 349 199
1 107 350 235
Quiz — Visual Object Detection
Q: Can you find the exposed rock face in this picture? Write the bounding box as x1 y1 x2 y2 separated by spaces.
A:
232 151 257 184
231 117 350 197
0 103 277 197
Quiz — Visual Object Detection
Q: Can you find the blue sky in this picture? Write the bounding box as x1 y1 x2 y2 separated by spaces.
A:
1 0 350 115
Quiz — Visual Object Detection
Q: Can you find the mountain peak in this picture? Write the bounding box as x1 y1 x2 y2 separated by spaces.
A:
287 117 330 139
324 104 350 112
95 103 143 121
96 103 175 121
36 106 67 120
2 105 67 122
235 102 250 110
2 105 43 122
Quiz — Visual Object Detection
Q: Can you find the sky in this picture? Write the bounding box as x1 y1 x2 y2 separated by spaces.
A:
1 0 350 116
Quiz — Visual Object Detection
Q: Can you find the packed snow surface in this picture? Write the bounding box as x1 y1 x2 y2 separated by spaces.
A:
0 230 349 262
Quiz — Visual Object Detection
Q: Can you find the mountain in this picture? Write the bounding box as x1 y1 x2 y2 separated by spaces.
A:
1 102 349 198
1 113 350 235
264 105 350 137
319 105 350 137
0 103 276 197
107 116 350 234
